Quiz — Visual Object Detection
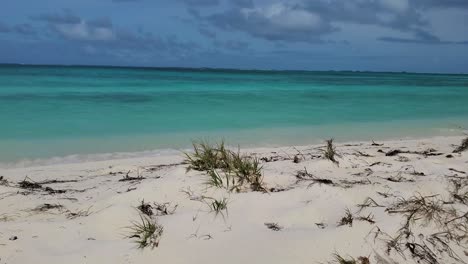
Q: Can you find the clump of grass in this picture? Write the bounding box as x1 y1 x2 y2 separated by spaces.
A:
127 214 163 249
229 151 265 191
323 139 340 165
185 141 266 192
184 141 230 172
453 137 468 153
338 208 354 227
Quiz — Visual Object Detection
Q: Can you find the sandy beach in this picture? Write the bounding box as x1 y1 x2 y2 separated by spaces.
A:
1 135 467 264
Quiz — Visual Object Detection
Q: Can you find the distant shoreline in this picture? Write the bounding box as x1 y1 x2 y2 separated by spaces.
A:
1 63 467 75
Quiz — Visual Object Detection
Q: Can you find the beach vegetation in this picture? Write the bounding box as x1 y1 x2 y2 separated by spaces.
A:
127 214 163 249
184 141 230 172
323 139 340 165
453 137 468 153
185 140 265 192
203 196 228 218
338 208 354 227
329 253 370 264
264 222 283 231
137 200 178 217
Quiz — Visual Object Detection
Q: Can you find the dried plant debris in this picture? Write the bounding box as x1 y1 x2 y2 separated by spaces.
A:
372 140 384 146
356 214 376 224
119 171 145 182
264 222 283 231
18 177 68 194
357 197 384 212
296 168 334 186
18 178 42 190
66 207 92 219
138 200 154 216
352 168 373 177
453 137 468 153
340 178 372 188
353 151 374 157
316 222 328 229
338 208 354 227
449 168 466 175
0 176 9 186
385 148 443 157
329 253 370 264
448 178 468 204
137 200 178 217
32 203 64 212
323 139 340 165
386 194 447 225
38 179 79 184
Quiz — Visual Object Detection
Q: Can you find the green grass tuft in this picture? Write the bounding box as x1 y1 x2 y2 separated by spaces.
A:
127 214 163 249
185 141 265 192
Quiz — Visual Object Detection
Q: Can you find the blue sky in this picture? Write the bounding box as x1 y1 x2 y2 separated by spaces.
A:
1 0 467 73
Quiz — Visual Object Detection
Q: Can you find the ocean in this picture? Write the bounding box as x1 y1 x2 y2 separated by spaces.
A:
1 65 468 165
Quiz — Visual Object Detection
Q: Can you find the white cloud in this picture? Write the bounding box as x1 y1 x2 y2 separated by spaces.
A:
54 21 115 41
242 3 324 31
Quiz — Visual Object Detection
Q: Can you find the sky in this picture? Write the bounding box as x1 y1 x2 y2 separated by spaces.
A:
1 0 468 73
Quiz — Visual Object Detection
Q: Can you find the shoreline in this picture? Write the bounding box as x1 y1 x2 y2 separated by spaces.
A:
1 135 467 263
1 133 466 169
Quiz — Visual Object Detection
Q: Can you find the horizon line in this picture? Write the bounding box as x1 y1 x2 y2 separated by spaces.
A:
0 62 467 76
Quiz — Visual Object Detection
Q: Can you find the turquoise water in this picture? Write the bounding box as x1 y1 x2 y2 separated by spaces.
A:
1 65 468 164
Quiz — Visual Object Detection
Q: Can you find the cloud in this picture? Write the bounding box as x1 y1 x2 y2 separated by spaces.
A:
0 21 37 36
189 0 468 44
33 11 115 41
26 10 201 62
207 3 337 43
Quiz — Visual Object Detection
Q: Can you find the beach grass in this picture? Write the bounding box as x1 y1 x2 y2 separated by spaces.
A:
186 141 265 192
127 214 164 249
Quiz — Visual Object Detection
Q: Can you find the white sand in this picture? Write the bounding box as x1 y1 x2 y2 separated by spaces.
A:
1 136 467 264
